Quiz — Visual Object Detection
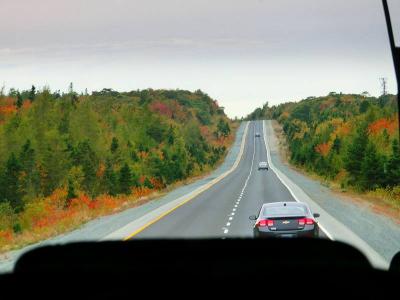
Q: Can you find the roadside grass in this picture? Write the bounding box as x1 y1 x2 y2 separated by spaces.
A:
270 120 400 222
0 124 239 254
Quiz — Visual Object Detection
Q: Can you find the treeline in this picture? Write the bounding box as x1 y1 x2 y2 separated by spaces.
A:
247 92 399 192
0 86 232 215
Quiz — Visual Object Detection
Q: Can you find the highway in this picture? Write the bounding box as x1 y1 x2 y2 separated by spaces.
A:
132 121 325 239
0 120 392 273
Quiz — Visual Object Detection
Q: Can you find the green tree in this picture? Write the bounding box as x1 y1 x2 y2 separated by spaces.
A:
386 139 400 187
360 142 384 190
66 179 77 207
16 92 23 109
139 90 151 105
58 113 70 134
146 119 167 143
72 140 98 196
167 126 175 145
19 140 39 199
68 82 78 105
118 163 132 195
217 119 230 137
143 177 154 189
1 153 23 212
28 85 36 101
8 88 18 97
159 136 189 183
344 124 368 185
110 137 119 154
103 159 118 196
359 100 370 113
332 136 341 154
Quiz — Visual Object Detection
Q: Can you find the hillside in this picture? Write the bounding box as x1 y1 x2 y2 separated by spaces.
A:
247 93 399 204
0 86 235 250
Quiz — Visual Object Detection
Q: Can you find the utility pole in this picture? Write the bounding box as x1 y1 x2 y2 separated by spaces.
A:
379 77 388 96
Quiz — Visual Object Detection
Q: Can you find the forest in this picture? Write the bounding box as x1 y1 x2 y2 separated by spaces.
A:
247 92 399 199
0 85 233 249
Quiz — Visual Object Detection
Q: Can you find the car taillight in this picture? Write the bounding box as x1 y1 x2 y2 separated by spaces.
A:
298 218 314 226
257 219 274 227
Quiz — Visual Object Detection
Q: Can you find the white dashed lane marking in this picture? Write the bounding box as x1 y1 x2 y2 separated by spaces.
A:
222 126 257 235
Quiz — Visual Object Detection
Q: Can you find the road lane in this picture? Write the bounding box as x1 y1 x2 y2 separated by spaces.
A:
133 120 302 239
134 121 256 238
228 121 296 237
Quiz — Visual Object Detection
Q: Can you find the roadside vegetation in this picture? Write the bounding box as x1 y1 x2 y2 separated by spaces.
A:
247 92 400 209
0 85 235 251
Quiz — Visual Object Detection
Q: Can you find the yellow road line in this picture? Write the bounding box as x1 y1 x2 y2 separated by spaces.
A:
123 122 250 240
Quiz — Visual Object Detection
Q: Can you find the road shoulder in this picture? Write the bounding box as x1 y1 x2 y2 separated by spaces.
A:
264 120 400 268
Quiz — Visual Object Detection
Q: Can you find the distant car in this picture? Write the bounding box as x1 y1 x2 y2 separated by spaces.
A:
255 132 260 137
258 162 268 170
249 202 320 238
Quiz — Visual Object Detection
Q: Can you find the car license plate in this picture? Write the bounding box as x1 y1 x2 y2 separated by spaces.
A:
280 234 295 238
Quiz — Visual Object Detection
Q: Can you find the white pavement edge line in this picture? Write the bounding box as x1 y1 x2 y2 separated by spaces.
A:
262 120 389 269
101 122 250 240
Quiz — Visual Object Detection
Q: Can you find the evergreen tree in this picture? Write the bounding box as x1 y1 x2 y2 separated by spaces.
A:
382 129 390 147
66 179 77 207
130 151 139 162
332 136 341 153
68 82 78 104
360 142 384 190
118 163 132 195
2 153 23 212
167 125 175 145
143 177 154 189
217 119 231 137
19 140 35 173
359 100 370 113
72 140 98 196
28 85 36 101
110 137 119 154
16 91 23 109
58 114 70 134
386 139 400 187
103 159 117 196
19 140 39 199
344 124 368 184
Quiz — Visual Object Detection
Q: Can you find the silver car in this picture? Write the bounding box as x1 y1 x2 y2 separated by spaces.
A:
258 161 269 170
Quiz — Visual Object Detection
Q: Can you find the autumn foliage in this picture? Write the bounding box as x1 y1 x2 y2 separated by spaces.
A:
315 143 331 157
368 117 398 135
247 92 400 196
0 87 235 252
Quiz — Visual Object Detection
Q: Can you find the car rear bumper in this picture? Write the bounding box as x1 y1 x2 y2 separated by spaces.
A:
254 229 318 238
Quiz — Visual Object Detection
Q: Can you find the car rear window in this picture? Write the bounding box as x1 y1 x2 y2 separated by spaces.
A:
263 205 307 217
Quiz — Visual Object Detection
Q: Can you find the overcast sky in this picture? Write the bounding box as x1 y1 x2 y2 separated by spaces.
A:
0 0 399 117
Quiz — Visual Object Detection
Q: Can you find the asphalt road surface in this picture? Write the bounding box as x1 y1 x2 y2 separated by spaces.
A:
134 121 324 239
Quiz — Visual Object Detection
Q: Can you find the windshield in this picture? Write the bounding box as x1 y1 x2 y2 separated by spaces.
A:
262 206 308 218
0 0 399 273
